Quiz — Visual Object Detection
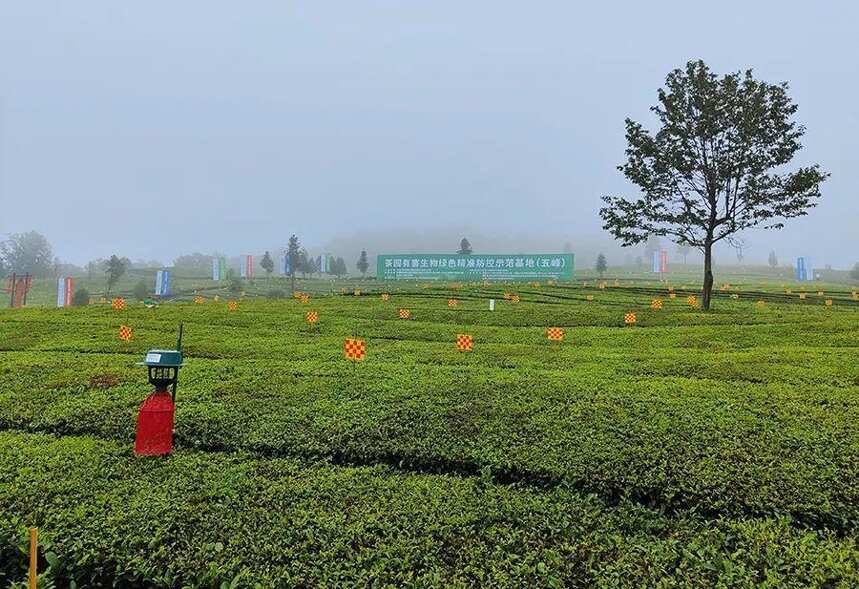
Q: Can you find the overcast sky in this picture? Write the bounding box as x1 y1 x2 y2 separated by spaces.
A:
1 1 856 267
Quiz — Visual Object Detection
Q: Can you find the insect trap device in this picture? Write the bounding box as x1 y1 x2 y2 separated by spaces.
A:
134 325 184 456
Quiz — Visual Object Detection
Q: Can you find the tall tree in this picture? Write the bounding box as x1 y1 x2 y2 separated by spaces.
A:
260 251 274 279
333 257 347 277
457 238 473 255
600 60 827 309
356 250 369 277
595 253 608 277
103 255 128 296
768 250 778 268
0 231 53 276
851 263 859 282
286 235 301 294
297 249 310 278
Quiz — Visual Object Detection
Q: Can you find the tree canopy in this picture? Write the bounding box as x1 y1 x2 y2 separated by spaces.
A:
0 231 53 277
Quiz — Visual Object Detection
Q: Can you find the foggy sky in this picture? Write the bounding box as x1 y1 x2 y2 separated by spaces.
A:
1 1 856 268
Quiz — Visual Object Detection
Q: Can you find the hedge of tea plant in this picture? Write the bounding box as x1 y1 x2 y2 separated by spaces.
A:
0 282 857 585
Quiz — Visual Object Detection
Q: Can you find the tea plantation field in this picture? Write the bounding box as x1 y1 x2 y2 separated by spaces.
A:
0 282 857 587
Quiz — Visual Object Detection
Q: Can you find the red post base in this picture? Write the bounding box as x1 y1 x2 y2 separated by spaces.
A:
134 389 175 456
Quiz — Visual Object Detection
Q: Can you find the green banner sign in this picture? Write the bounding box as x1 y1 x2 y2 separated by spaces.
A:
377 253 574 281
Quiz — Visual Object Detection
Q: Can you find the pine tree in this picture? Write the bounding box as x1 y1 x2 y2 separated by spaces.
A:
357 250 369 277
595 254 607 277
286 235 301 294
261 251 274 278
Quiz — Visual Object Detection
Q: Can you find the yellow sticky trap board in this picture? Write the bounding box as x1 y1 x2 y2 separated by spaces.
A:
194 296 205 304
380 293 390 301
227 301 238 311
546 327 564 341
344 338 366 361
624 312 637 325
447 299 458 307
398 308 411 319
456 334 473 352
111 298 127 310
650 299 663 310
586 295 594 301
118 325 133 341
687 296 697 307
306 310 318 323
825 299 833 307
756 300 766 308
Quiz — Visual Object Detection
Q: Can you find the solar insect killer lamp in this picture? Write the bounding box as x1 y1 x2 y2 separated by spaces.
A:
134 325 183 456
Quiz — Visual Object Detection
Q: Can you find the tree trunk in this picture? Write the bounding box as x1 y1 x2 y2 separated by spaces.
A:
702 241 714 310
290 272 295 295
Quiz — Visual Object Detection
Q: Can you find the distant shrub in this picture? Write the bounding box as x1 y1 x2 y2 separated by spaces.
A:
133 279 148 300
851 263 859 281
267 288 286 299
71 288 90 306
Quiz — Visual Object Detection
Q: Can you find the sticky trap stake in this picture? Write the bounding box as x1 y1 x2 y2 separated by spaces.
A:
29 527 37 589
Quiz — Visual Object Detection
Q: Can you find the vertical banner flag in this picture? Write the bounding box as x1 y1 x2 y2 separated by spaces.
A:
796 257 813 282
240 255 254 278
155 270 171 296
212 258 221 281
56 277 73 308
652 250 668 273
319 254 329 274
280 254 290 275
219 258 227 281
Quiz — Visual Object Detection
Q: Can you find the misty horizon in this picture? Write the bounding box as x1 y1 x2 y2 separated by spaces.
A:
2 1 856 269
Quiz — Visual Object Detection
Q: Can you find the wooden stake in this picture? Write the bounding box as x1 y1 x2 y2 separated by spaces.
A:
29 527 37 589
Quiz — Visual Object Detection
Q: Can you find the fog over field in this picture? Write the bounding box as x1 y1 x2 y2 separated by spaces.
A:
1 1 856 267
